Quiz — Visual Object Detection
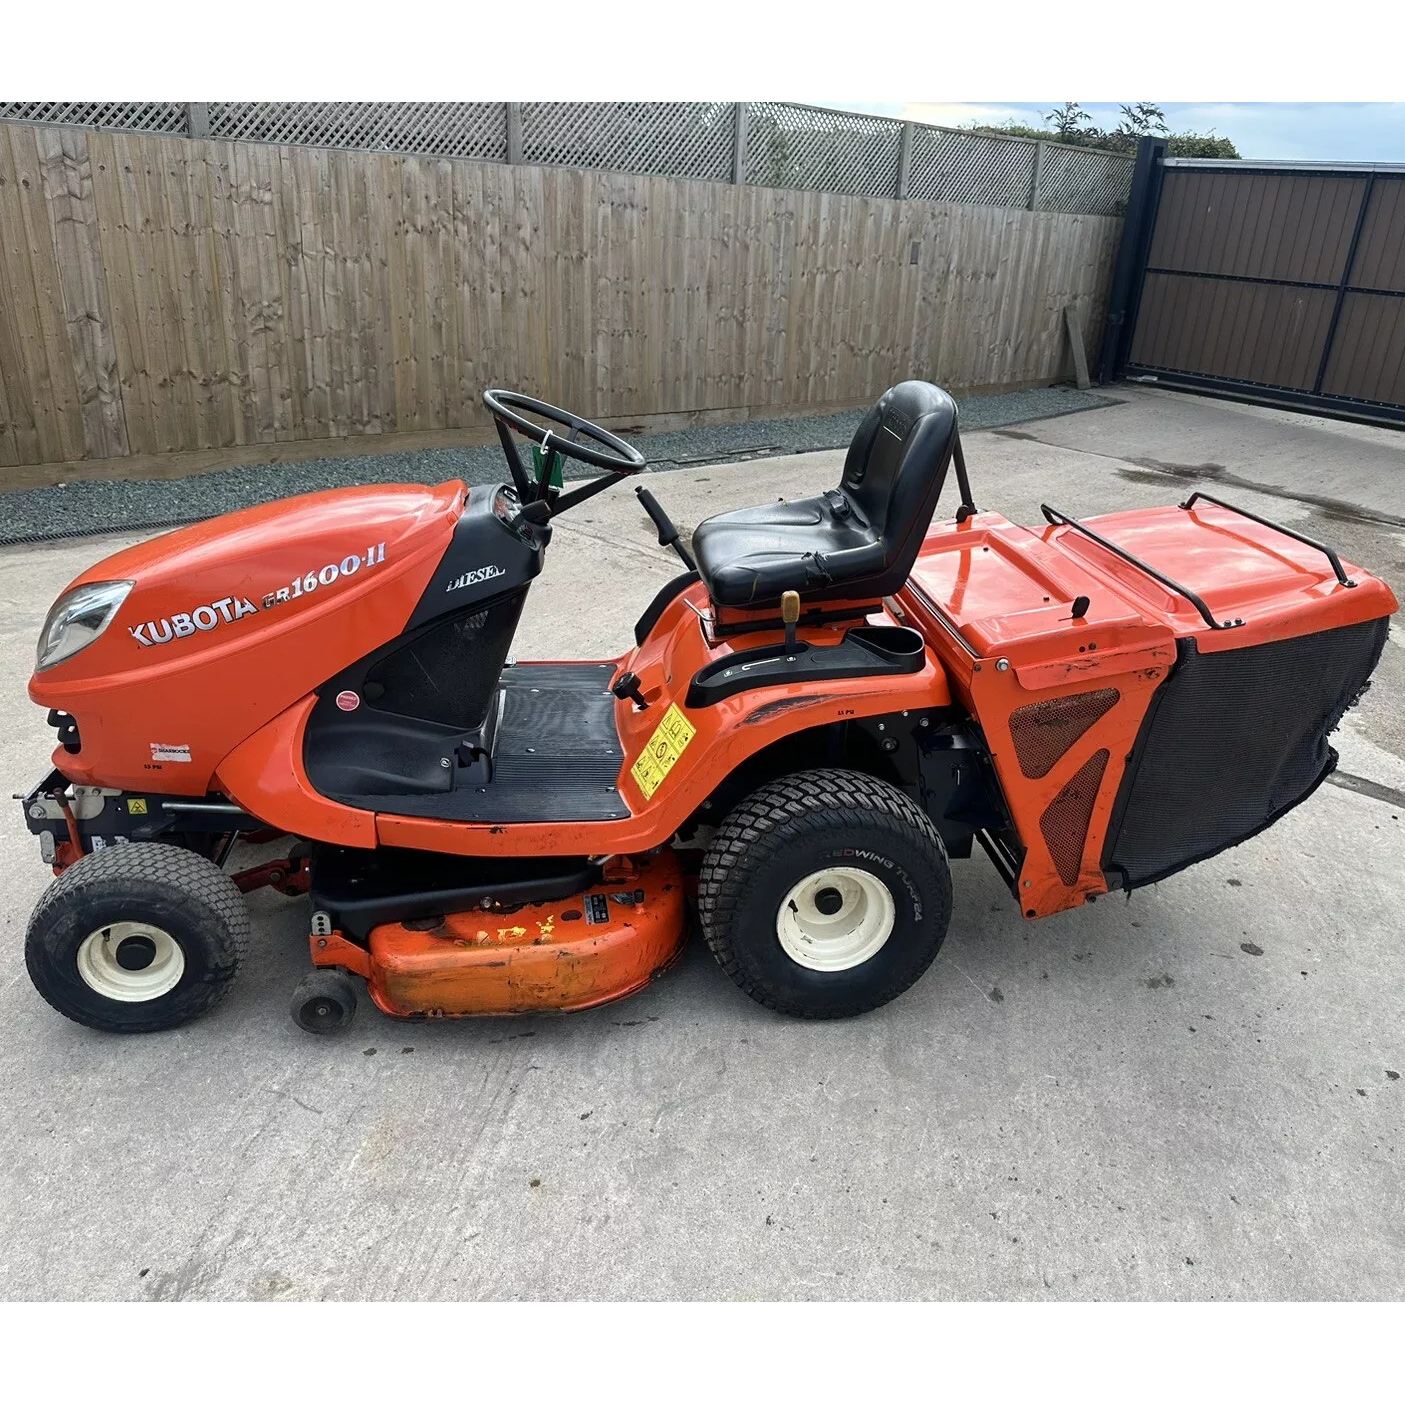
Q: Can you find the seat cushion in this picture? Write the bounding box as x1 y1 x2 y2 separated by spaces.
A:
690 381 959 609
691 492 886 607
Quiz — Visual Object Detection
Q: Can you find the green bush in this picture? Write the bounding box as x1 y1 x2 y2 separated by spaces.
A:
959 103 1240 160
1166 132 1241 159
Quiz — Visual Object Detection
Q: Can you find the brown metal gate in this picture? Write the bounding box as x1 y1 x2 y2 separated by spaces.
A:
1104 151 1405 426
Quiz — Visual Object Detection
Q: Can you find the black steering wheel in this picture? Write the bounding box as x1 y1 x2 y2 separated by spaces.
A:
483 388 646 482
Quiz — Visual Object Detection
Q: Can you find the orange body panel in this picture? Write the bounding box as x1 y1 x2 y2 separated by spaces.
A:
362 850 686 1017
31 482 464 794
215 695 379 848
29 477 1396 933
378 584 950 857
898 507 1396 918
215 579 952 856
1049 501 1396 652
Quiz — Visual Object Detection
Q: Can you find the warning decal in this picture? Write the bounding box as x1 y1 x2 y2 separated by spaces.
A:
630 703 697 801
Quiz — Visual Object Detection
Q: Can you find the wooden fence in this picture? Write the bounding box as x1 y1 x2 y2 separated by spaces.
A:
0 120 1124 482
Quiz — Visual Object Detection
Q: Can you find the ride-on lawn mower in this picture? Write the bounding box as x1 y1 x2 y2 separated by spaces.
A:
19 383 1397 1035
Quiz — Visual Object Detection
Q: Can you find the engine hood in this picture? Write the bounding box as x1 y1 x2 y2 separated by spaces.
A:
31 480 466 794
60 481 463 619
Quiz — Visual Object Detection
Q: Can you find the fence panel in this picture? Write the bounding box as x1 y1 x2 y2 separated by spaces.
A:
521 102 735 181
0 100 1134 215
1037 142 1134 216
0 101 187 135
907 126 1037 208
208 101 508 161
742 102 904 197
0 123 1124 474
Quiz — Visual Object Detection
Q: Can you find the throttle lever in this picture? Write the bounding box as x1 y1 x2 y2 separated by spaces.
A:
635 486 697 571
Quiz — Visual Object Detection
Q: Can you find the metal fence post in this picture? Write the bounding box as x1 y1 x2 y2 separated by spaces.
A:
732 103 749 185
896 121 914 200
1097 135 1168 383
1028 140 1046 211
505 103 523 165
185 103 209 140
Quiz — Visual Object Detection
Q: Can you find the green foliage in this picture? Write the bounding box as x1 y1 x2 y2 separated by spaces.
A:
1116 103 1167 139
1166 131 1241 159
1043 101 1092 138
959 103 1240 159
959 120 1050 141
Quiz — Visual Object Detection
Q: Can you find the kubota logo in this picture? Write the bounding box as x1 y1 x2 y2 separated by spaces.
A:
129 597 260 646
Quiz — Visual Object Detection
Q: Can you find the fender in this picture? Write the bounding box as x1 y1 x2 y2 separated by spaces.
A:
215 582 955 857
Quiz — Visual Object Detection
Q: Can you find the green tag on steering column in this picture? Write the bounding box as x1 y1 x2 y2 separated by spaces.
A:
532 444 564 490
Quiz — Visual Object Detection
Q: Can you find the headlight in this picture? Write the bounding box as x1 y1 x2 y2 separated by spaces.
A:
36 581 133 672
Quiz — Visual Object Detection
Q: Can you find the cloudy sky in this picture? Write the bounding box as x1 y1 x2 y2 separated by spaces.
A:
831 103 1405 162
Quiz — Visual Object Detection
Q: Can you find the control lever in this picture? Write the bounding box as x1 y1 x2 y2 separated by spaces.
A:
611 671 649 710
635 486 697 571
781 590 800 654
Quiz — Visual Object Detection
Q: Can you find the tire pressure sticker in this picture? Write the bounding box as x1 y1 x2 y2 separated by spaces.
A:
629 703 696 801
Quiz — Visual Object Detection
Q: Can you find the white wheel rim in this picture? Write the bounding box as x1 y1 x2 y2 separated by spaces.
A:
76 922 185 1003
776 866 896 972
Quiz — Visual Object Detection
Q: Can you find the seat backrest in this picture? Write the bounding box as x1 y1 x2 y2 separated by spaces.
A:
837 380 959 595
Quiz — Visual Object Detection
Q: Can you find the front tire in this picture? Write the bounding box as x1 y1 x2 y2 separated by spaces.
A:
26 844 249 1033
698 769 952 1018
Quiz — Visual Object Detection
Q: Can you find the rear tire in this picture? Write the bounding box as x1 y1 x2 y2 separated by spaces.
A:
25 843 248 1033
697 768 952 1018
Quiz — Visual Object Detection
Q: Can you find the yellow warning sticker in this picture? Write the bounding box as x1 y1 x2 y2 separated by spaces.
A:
127 798 148 815
630 703 697 801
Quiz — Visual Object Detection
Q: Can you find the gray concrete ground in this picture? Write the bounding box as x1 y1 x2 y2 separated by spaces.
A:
0 385 1402 1301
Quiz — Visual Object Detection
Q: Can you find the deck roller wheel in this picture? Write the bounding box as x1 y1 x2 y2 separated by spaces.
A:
291 969 358 1035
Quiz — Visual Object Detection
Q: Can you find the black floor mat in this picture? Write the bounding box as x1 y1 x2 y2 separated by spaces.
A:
363 662 630 823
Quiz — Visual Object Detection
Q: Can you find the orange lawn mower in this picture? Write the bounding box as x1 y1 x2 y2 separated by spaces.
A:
18 382 1398 1034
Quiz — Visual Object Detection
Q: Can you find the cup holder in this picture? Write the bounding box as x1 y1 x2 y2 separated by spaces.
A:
846 625 927 664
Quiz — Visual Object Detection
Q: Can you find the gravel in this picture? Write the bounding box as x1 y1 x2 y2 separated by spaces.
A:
0 385 1117 546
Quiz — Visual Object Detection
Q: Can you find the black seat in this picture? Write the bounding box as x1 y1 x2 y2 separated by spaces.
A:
691 381 959 608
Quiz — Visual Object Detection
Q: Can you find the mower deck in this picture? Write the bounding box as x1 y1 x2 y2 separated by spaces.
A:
322 849 686 1019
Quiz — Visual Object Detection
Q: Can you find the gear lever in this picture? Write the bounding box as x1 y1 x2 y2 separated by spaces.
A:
782 590 800 654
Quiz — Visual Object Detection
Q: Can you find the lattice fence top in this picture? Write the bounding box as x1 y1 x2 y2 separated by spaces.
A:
908 126 1037 208
207 102 507 161
1036 142 1133 216
743 102 905 198
0 99 1135 216
522 102 734 181
0 101 187 135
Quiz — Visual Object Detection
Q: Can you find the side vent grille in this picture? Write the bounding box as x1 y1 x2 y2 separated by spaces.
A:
1009 688 1120 779
1039 749 1110 885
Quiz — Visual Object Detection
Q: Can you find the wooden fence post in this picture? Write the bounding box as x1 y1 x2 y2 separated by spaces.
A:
896 121 914 200
732 102 749 185
186 103 209 140
1028 140 1046 211
1064 305 1092 389
505 103 523 165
